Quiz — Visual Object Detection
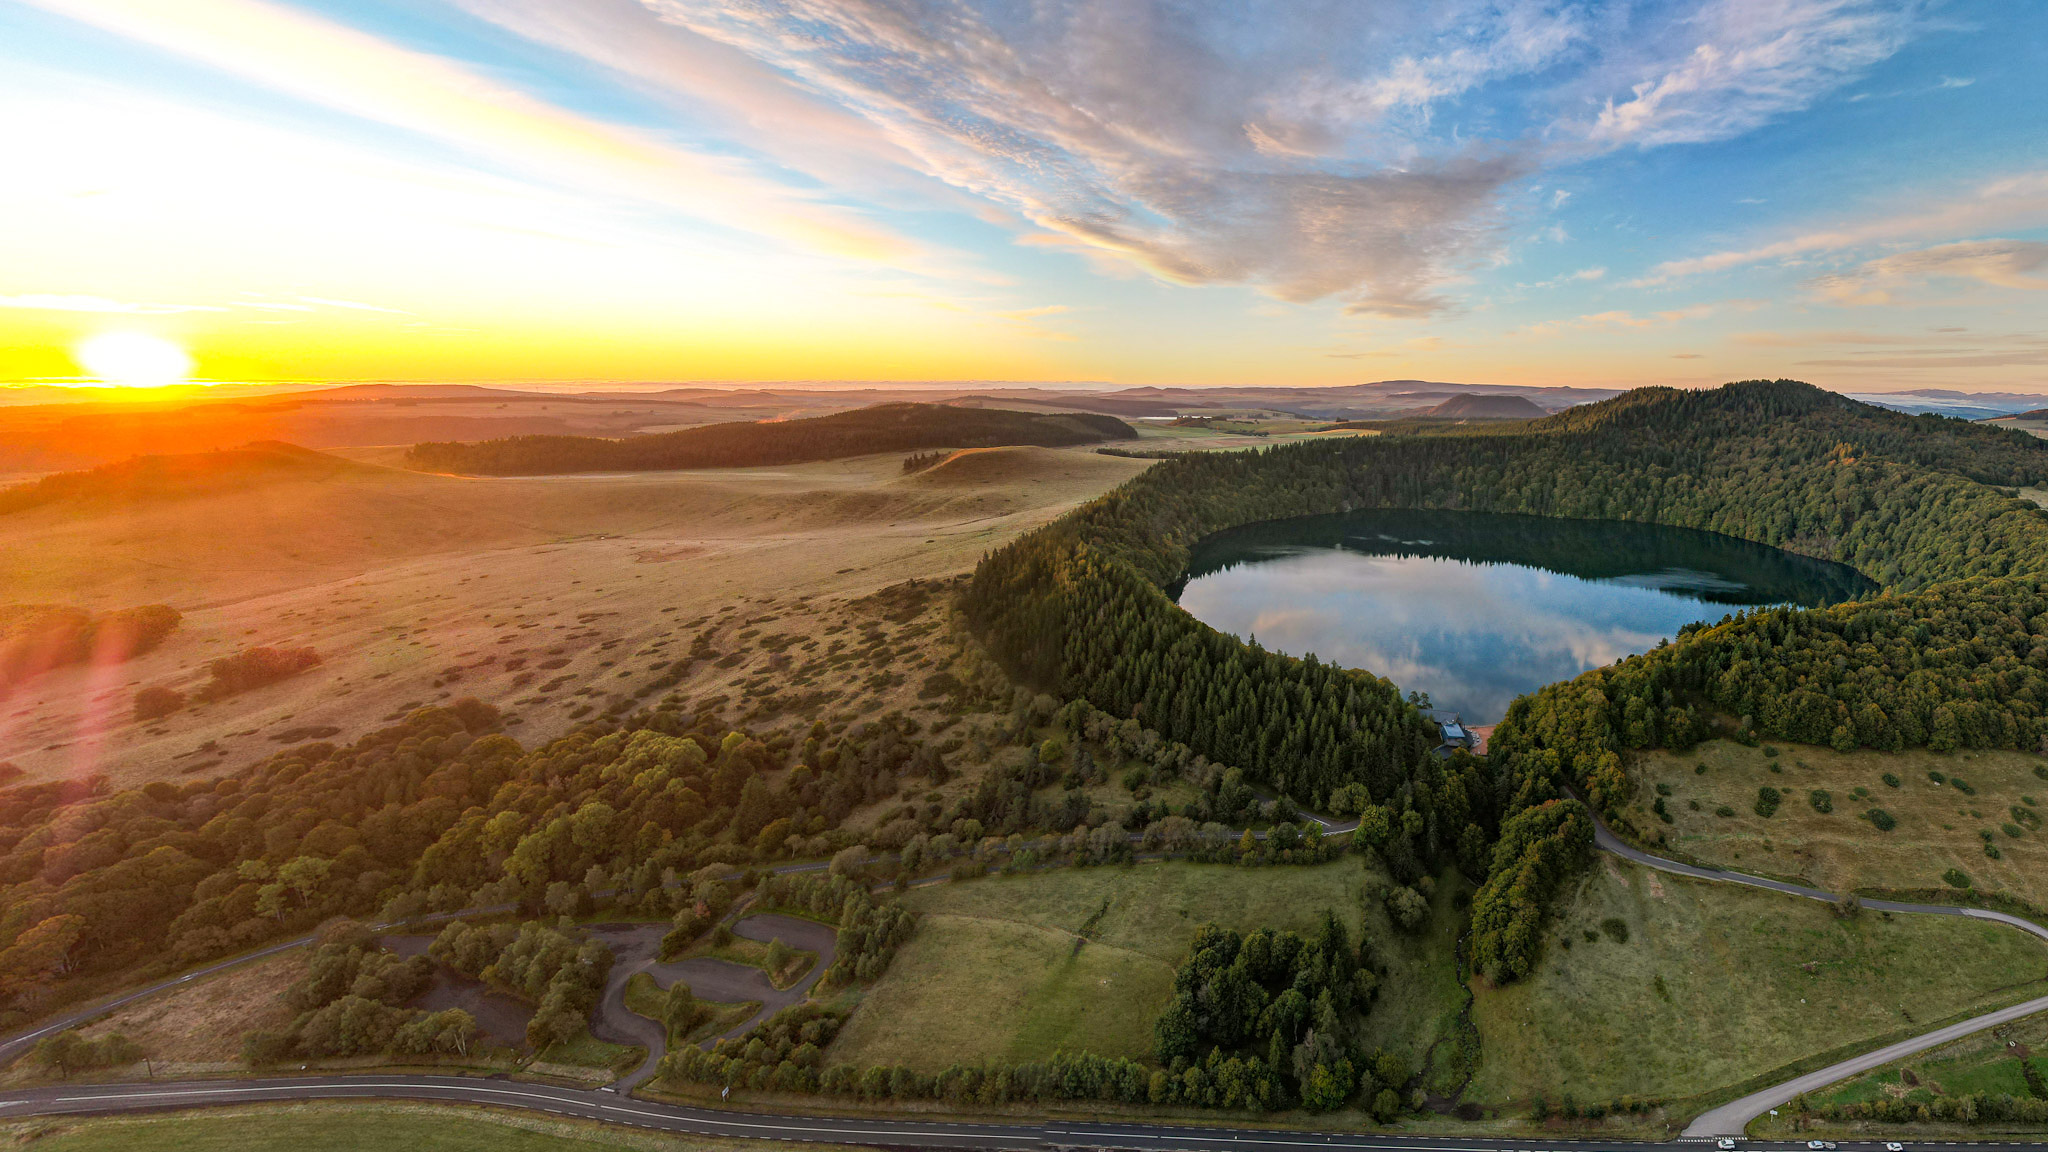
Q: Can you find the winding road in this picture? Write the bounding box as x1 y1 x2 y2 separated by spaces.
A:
592 913 838 1090
7 822 2048 1141
1586 822 2048 1136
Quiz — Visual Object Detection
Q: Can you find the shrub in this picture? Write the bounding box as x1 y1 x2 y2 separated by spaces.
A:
133 685 185 722
1882 773 1900 788
1652 798 1673 823
1930 770 1948 784
1755 786 1781 818
1715 805 1735 818
1762 745 1780 758
194 646 321 701
1694 763 1707 775
1954 777 1978 796
1809 790 1833 814
1385 885 1431 932
1944 868 1973 889
31 1029 143 1076
1600 917 1630 944
1864 808 1897 831
2005 823 2027 839
1986 843 2003 860
2036 765 2048 783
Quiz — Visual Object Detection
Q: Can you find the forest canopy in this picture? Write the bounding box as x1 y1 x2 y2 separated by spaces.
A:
964 379 2048 983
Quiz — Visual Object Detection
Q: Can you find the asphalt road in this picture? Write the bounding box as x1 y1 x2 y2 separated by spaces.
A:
1592 822 2048 945
1589 822 2048 1136
8 821 2048 1142
0 1074 1959 1151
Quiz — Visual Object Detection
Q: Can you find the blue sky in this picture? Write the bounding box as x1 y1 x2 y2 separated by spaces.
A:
1 0 2044 390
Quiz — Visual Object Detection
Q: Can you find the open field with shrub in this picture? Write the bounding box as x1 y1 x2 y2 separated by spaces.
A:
1801 1006 2048 1110
825 861 1378 1071
1627 740 2048 908
1467 857 2048 1110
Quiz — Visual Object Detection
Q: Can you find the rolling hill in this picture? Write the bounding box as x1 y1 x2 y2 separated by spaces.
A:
404 403 1135 475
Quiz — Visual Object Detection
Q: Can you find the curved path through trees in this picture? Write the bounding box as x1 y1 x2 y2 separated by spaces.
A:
593 913 837 1091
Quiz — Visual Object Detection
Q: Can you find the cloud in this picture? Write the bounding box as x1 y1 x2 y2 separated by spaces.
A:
1807 239 2048 304
0 294 224 314
27 0 1942 320
293 296 413 315
631 0 1595 315
1643 168 2048 283
23 0 934 269
1576 0 1921 149
1519 265 1607 290
1671 352 1706 358
1523 302 1718 334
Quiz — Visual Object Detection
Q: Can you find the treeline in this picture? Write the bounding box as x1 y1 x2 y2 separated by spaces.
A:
1808 1090 2048 1125
1 604 179 694
406 404 1134 475
0 693 950 1028
1467 800 1595 982
429 919 613 1050
663 1000 1419 1115
752 871 914 985
1153 918 1384 1112
1491 577 2048 838
243 919 480 1063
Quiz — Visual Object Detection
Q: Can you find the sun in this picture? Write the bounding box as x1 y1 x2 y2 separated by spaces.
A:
74 331 194 388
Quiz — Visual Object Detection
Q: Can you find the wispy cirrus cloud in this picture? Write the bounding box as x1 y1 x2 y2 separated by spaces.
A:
1574 0 1923 148
1808 239 2048 304
1642 169 2048 284
0 294 225 314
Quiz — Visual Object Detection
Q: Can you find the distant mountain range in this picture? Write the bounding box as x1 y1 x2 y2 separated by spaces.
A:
1841 389 2048 419
3 379 2046 474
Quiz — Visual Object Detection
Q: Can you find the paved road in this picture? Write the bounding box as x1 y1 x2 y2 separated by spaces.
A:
10 818 2048 1142
1593 822 2048 944
0 1074 1951 1150
1682 992 2048 1138
1593 820 2048 1135
0 936 313 1070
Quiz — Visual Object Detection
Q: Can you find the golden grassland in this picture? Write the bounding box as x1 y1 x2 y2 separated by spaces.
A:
1468 856 2048 1109
1627 739 2048 908
0 445 1150 787
0 950 304 1083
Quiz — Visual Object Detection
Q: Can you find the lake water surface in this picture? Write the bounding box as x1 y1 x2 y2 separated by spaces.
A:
1174 509 1875 725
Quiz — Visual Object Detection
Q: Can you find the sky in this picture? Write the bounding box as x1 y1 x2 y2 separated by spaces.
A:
2 0 2046 392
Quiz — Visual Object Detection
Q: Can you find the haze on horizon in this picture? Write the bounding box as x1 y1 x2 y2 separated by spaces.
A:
2 0 2045 393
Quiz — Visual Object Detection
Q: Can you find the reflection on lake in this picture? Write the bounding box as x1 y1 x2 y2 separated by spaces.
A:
1174 509 1875 725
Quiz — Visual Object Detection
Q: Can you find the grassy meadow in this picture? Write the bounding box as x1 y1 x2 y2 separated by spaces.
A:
825 860 1377 1071
1627 739 2048 908
1467 856 2048 1109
